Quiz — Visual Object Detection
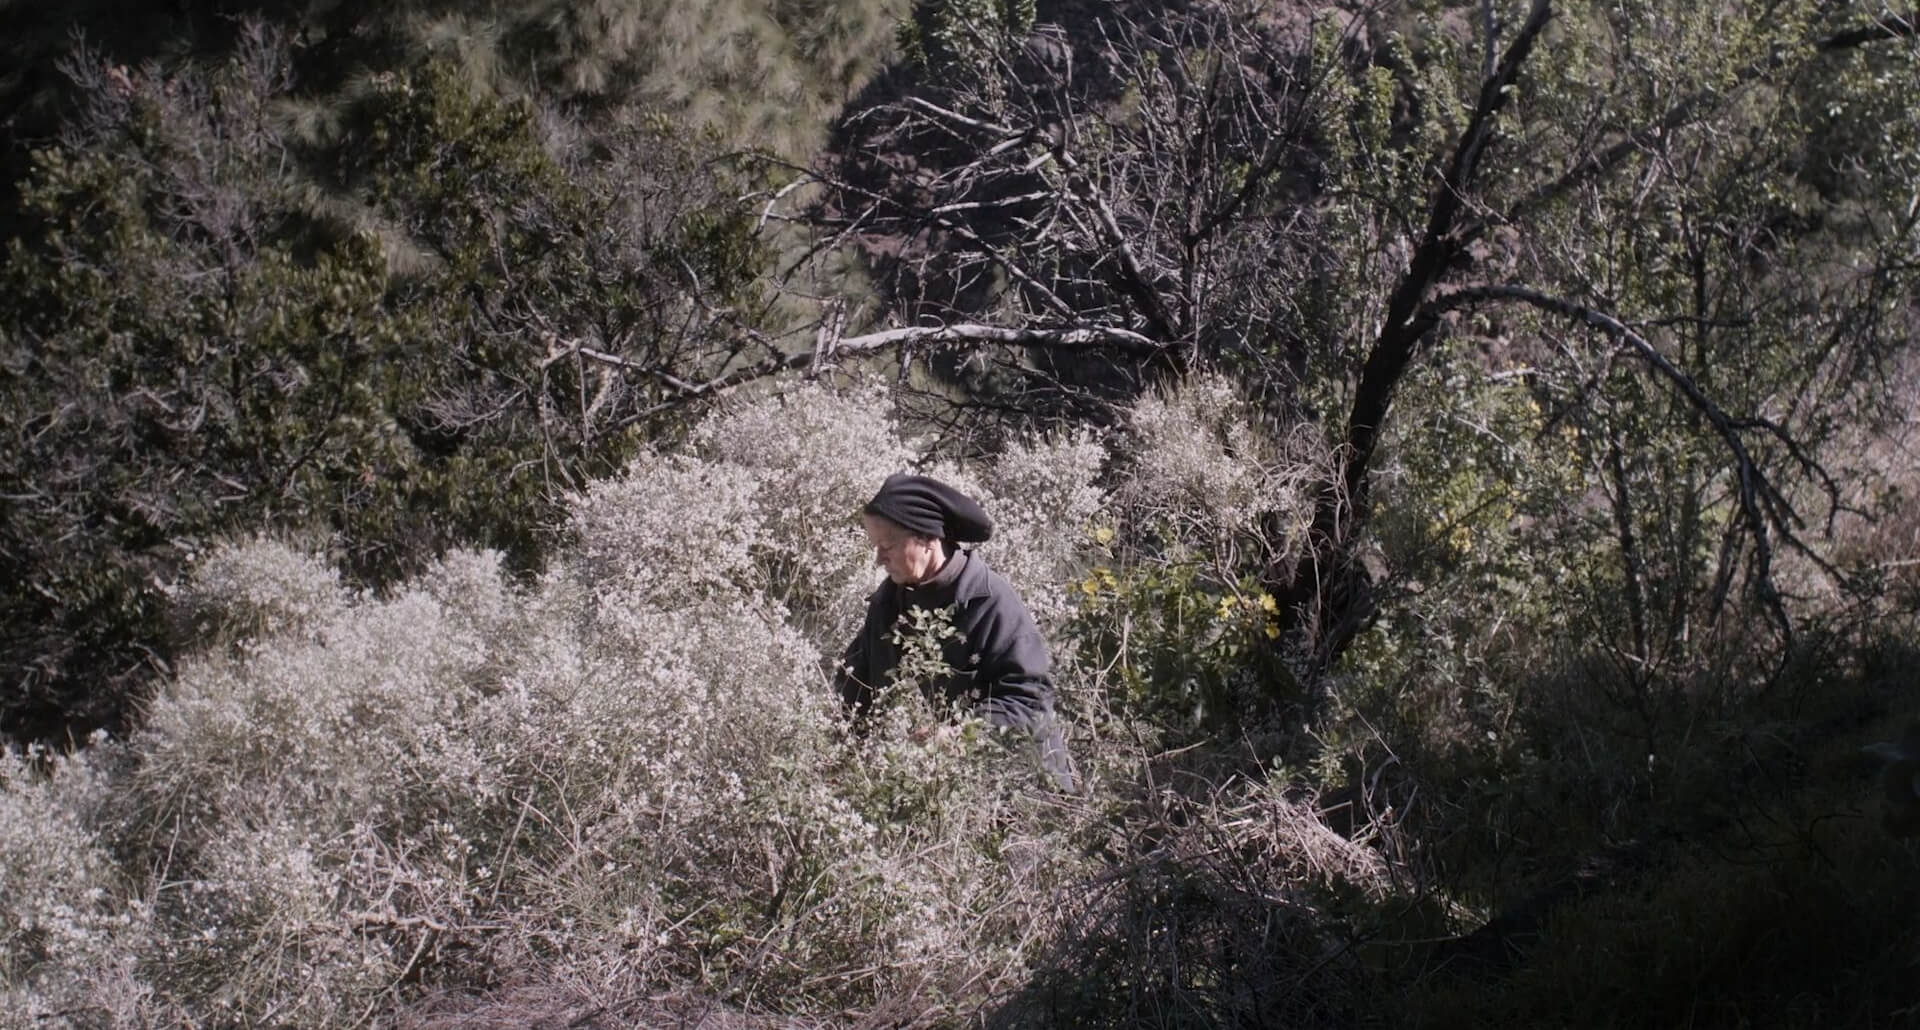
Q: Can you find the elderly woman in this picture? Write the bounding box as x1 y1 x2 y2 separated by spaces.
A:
837 473 1075 789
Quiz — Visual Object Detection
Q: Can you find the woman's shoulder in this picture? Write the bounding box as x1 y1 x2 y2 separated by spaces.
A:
954 551 1024 603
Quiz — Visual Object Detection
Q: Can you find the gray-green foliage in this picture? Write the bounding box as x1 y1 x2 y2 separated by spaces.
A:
0 27 774 740
1 0 905 165
5 0 1920 1023
4 382 1916 1028
825 0 1920 682
897 0 1035 84
1479 0 1920 636
807 9 1920 1020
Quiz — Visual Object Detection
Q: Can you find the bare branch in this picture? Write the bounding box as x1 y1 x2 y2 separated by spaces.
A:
1185 9 1360 245
1046 142 1182 343
835 322 1162 355
1273 0 1561 684
877 91 1181 342
902 95 1023 139
554 320 1168 426
1341 0 1554 504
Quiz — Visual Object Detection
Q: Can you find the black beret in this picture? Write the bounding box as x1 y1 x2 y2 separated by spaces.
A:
863 473 994 544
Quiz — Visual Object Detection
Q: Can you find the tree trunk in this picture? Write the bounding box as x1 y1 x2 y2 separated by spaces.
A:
1265 0 1554 698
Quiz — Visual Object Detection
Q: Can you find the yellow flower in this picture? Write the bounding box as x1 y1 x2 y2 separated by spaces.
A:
1257 592 1277 613
1080 577 1100 597
1264 622 1280 639
1449 525 1474 554
1093 526 1115 545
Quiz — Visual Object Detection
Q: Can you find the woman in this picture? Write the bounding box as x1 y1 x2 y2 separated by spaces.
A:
837 473 1076 789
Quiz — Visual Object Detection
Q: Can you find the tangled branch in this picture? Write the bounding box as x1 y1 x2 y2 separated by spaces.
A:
1428 282 1847 644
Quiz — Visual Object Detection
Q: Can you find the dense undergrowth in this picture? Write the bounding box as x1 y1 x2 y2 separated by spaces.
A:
5 383 1917 1028
6 0 1920 1025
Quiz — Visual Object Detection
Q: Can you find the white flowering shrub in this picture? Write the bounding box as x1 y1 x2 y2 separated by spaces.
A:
564 452 764 608
139 564 508 837
1 382 1398 1027
1062 376 1335 731
0 745 151 1028
177 534 349 646
153 811 396 1022
689 383 914 642
1116 374 1321 550
971 431 1109 634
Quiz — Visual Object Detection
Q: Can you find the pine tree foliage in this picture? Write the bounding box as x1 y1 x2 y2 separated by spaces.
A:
3 0 906 167
0 28 778 740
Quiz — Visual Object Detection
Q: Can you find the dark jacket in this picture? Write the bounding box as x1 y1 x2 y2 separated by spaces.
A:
836 549 1054 732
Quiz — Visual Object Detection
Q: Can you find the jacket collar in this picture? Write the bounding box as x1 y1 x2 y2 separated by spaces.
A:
897 548 991 604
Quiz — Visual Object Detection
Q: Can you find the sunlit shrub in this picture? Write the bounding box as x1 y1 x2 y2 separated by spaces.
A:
972 430 1109 633
1115 375 1319 548
0 744 151 1028
1 386 1167 1025
688 382 913 640
175 535 349 648
3 376 1706 1028
563 452 765 609
1072 377 1328 731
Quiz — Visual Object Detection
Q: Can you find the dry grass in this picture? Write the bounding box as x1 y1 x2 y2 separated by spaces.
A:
396 984 842 1030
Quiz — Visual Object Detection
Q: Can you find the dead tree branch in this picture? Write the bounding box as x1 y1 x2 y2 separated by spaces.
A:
590 321 1168 426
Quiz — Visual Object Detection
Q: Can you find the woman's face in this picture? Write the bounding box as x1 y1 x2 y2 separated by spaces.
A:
862 515 945 585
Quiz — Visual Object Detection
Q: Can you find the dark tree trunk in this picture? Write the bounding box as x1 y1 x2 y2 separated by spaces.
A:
1265 0 1555 699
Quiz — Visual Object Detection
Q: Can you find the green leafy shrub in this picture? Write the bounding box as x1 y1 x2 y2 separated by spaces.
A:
0 30 780 744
